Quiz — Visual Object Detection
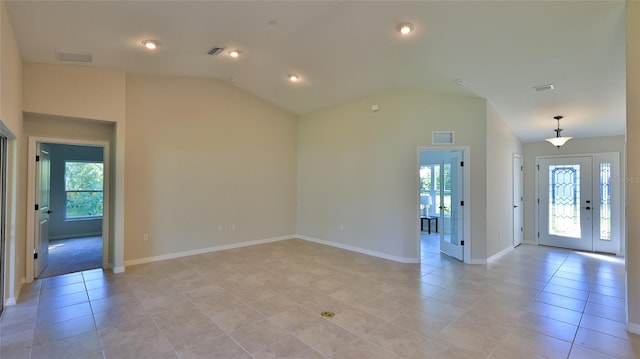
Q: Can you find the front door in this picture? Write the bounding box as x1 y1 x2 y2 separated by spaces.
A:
538 154 620 254
537 155 606 253
439 151 464 261
34 143 51 277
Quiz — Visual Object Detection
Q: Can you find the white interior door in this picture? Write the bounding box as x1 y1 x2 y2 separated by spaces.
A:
538 157 593 251
513 155 523 247
439 151 464 261
34 143 51 277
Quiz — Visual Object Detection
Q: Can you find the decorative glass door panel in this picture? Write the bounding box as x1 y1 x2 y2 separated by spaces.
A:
539 157 593 251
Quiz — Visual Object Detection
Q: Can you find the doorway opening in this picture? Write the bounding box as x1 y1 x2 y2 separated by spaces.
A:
536 153 621 254
418 148 467 262
27 138 110 281
36 143 105 278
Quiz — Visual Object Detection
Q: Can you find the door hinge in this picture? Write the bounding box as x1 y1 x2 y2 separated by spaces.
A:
537 232 540 238
33 252 38 260
35 204 39 211
460 200 464 206
536 164 540 170
521 166 524 171
521 227 523 232
461 240 465 245
36 155 40 162
537 198 539 204
460 161 464 167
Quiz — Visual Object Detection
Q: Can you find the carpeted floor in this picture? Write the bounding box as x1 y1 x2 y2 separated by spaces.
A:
38 236 103 278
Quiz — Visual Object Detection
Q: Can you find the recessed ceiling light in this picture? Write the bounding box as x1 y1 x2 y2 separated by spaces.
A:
398 23 414 35
288 74 300 82
228 50 241 58
142 40 157 50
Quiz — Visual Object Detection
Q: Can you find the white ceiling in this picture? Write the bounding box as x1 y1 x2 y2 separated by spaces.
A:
5 0 627 142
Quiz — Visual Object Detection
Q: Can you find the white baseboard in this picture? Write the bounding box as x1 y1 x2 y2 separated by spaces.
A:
469 258 487 264
627 322 640 335
487 245 514 263
124 235 294 267
523 240 538 246
297 235 419 263
5 297 17 306
49 232 102 241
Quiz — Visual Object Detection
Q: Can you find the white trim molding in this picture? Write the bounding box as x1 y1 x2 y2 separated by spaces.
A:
627 322 640 335
124 235 294 267
297 235 420 263
487 245 514 264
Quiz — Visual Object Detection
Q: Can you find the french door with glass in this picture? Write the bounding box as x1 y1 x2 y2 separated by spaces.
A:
537 154 619 254
439 151 464 260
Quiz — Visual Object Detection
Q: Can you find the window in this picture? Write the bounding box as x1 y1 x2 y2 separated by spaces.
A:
65 161 103 219
600 162 611 240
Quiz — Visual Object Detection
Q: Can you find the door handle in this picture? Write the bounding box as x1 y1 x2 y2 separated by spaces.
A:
513 205 519 208
582 207 591 210
47 210 53 214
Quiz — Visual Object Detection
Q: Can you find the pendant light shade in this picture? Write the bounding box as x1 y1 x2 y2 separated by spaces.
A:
545 115 572 148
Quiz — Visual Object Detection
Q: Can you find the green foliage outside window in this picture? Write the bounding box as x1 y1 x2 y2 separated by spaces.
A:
65 161 103 218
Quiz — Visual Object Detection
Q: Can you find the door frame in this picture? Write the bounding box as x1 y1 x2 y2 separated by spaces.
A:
417 146 471 264
535 152 622 255
0 135 6 314
26 137 111 282
513 154 523 247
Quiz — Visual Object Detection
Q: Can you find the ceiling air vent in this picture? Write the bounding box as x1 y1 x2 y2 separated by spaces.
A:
55 51 93 63
533 84 554 92
208 47 224 56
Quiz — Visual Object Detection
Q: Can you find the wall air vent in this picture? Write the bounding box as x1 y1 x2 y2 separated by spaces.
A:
55 51 93 63
208 47 224 56
432 131 455 145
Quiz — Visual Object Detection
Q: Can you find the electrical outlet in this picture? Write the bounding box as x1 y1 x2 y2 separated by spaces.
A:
218 226 223 232
143 233 149 241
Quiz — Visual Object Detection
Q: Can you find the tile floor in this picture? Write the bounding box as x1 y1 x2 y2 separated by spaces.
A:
0 237 638 358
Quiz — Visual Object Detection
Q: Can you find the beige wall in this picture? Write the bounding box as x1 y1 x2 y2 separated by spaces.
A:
124 75 297 262
23 63 125 123
627 1 640 329
0 0 24 305
297 90 488 261
23 114 114 142
486 103 523 258
22 63 126 271
522 136 626 253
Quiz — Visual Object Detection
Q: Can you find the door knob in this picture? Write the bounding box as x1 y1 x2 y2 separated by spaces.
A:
514 205 519 208
47 210 53 214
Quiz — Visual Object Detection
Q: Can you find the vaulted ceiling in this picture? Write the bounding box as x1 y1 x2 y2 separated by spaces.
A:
6 1 627 142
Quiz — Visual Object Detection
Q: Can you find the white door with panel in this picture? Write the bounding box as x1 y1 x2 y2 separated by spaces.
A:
34 143 51 277
439 151 464 261
538 154 619 254
513 155 523 247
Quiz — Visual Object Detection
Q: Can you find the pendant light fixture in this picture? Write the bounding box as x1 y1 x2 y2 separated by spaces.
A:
545 115 572 148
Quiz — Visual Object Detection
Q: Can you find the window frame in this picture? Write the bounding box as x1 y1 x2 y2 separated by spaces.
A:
64 160 104 220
